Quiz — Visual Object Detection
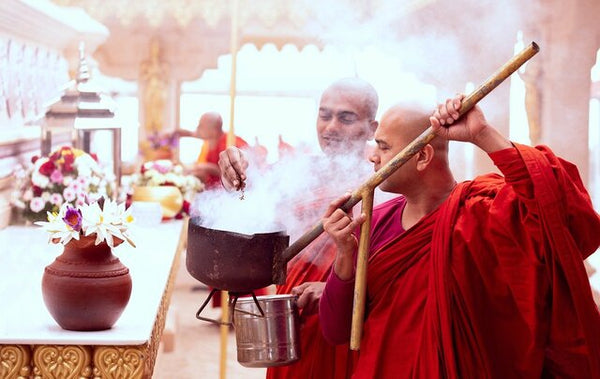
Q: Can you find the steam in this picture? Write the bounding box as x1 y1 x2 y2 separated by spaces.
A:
190 151 372 241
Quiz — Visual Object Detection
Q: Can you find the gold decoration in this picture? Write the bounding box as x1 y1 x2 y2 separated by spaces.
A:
93 347 144 379
0 345 31 379
140 39 168 134
32 345 92 379
131 186 184 218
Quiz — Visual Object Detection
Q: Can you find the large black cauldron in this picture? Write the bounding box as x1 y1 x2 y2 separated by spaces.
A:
186 217 290 292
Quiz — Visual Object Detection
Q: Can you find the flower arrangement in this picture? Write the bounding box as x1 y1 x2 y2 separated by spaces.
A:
141 132 178 161
132 159 203 218
147 132 178 150
11 146 114 223
35 197 135 248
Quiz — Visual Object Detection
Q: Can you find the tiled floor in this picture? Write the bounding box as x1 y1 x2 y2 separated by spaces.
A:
153 255 268 379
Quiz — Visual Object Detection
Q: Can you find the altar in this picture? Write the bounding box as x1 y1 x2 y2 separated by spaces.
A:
0 219 186 378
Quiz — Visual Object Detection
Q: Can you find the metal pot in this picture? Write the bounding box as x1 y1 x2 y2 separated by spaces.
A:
233 294 300 367
186 217 290 292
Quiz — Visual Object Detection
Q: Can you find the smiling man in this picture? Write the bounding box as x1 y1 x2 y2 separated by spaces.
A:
219 77 378 379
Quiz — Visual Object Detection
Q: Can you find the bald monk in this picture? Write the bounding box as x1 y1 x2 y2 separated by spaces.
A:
175 111 248 189
219 78 379 378
320 95 600 378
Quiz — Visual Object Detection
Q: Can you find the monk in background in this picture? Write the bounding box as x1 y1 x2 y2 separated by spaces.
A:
219 77 379 379
175 111 248 189
320 95 600 378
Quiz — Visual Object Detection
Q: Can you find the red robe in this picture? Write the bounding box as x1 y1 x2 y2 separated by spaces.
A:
355 144 600 378
266 229 357 378
197 133 248 189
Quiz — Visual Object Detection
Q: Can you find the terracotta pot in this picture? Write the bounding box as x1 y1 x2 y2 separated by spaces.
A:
41 236 132 331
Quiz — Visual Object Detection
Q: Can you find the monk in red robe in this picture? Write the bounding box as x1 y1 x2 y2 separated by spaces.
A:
219 78 380 378
320 96 600 378
192 111 248 189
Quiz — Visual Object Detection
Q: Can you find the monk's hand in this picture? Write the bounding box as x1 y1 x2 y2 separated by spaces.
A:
291 281 325 316
218 147 248 191
322 192 366 281
430 94 511 153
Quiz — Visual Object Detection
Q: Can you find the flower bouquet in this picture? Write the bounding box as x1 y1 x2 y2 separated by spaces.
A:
131 159 203 218
11 146 114 223
36 197 135 248
141 132 178 161
36 197 135 331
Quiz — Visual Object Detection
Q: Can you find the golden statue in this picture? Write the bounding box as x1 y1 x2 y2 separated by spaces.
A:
140 39 168 134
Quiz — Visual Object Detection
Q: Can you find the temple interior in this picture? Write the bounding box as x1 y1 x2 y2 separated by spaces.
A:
1 1 599 378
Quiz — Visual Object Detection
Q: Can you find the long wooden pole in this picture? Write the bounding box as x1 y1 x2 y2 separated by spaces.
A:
220 1 240 378
279 42 540 268
350 189 374 350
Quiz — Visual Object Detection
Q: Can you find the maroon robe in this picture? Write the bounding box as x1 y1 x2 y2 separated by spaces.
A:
266 232 357 379
325 144 600 378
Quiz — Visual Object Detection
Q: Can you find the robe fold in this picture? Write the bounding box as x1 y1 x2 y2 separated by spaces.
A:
267 233 357 379
324 144 600 378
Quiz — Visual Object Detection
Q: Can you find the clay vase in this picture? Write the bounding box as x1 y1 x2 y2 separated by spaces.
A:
41 235 132 331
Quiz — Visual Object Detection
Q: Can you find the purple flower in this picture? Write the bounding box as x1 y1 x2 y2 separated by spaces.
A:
62 206 82 232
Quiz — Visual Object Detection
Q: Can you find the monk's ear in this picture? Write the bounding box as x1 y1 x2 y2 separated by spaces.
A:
367 120 378 139
415 144 434 171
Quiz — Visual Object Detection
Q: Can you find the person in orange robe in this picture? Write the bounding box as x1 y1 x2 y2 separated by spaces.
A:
191 111 249 189
219 78 380 378
319 96 600 378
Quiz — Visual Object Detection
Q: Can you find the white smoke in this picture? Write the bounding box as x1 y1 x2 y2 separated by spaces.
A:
191 151 373 241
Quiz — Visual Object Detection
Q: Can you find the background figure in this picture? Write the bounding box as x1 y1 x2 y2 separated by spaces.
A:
319 95 600 378
219 77 379 379
175 111 248 189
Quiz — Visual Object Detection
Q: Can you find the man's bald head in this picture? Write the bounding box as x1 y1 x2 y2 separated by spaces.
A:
197 111 223 139
322 78 378 121
380 103 448 154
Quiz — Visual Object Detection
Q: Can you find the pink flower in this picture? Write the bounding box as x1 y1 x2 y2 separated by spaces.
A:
50 193 63 205
30 197 46 213
154 163 170 174
50 169 64 184
63 187 76 202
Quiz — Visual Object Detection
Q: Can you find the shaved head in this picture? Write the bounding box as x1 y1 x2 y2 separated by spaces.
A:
197 111 223 139
323 78 378 121
380 103 448 153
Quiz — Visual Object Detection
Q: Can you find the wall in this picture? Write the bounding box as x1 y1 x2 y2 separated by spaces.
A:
0 0 108 228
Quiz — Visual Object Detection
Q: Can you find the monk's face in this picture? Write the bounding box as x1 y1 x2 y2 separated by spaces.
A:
317 88 374 156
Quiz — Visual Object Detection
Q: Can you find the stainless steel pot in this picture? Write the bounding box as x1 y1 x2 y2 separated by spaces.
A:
233 294 300 367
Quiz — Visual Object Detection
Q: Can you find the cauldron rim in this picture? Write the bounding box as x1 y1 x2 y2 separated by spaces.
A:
189 216 288 239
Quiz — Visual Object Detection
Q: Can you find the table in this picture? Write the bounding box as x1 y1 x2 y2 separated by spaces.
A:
0 219 187 378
